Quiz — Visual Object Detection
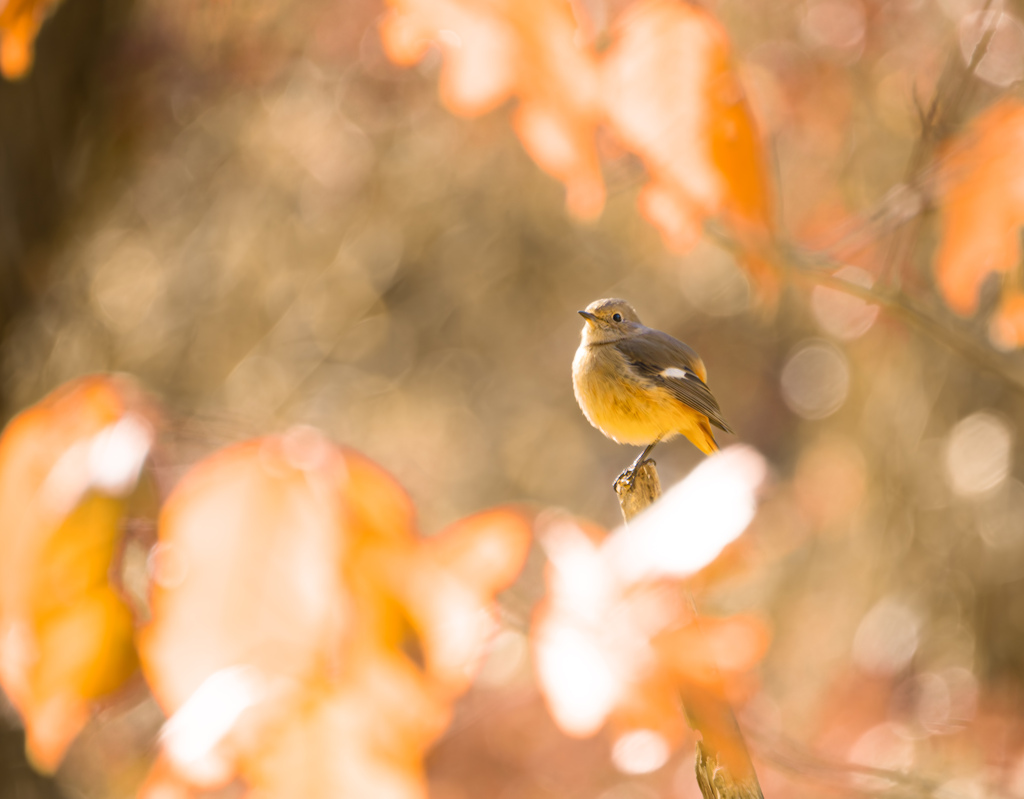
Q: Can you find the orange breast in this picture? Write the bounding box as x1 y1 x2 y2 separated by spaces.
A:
572 344 717 453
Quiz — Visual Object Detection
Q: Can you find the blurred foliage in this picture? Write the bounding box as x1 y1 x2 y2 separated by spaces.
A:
4 0 1024 797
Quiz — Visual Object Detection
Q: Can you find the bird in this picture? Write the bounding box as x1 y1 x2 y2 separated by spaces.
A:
572 298 733 487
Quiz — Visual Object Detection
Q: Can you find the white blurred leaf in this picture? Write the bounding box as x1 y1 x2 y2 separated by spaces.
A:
604 445 767 582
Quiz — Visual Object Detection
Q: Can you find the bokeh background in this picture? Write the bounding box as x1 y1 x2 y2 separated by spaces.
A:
4 0 1024 796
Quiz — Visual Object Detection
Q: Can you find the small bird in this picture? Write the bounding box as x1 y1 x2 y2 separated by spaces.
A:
572 298 733 486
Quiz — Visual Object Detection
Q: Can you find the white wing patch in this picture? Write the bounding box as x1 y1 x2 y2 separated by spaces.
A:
660 367 692 380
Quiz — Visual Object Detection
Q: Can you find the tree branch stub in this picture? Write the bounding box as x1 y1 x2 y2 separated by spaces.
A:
614 458 661 521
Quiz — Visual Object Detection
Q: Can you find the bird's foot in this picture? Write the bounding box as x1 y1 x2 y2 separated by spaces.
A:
613 458 656 492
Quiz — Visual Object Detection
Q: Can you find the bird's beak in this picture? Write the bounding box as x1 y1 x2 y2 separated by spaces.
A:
578 310 598 323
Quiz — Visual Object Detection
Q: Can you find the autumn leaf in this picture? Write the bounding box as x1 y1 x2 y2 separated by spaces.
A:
601 0 774 260
140 428 532 796
242 658 450 799
140 434 353 731
603 445 767 584
0 375 156 770
531 446 769 766
378 507 534 694
989 290 1024 350
935 99 1024 321
533 560 694 745
379 0 605 219
379 0 775 262
0 0 62 79
137 754 199 799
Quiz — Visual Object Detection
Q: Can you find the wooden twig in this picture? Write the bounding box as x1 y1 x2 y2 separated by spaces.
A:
614 459 764 799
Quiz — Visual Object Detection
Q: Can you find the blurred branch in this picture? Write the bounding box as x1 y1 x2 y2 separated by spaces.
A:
775 241 1024 398
879 0 996 284
614 460 765 799
708 212 1024 398
752 730 1003 799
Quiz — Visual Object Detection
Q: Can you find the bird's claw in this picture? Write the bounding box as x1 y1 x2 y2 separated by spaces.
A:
614 458 655 492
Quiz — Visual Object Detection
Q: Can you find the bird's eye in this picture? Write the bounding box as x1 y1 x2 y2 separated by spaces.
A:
612 313 622 322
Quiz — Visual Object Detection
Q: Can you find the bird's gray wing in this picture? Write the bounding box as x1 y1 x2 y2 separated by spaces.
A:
614 331 734 433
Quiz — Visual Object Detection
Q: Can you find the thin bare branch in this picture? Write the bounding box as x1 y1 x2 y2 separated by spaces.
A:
878 0 998 284
752 729 1014 799
776 240 1024 397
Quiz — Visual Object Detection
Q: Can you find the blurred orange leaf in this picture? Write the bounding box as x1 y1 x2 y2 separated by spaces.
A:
532 522 767 747
140 429 532 796
0 0 61 79
0 375 156 769
935 99 1024 319
379 0 605 219
601 0 773 257
243 657 450 799
380 0 774 262
137 754 200 799
655 615 771 691
532 449 768 770
989 290 1024 350
533 568 697 746
140 434 354 731
379 507 534 694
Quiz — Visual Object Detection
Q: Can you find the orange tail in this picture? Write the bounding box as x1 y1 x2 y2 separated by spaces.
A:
693 417 719 455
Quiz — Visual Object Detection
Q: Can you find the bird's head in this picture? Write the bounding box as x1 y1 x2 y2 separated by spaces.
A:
578 298 643 344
